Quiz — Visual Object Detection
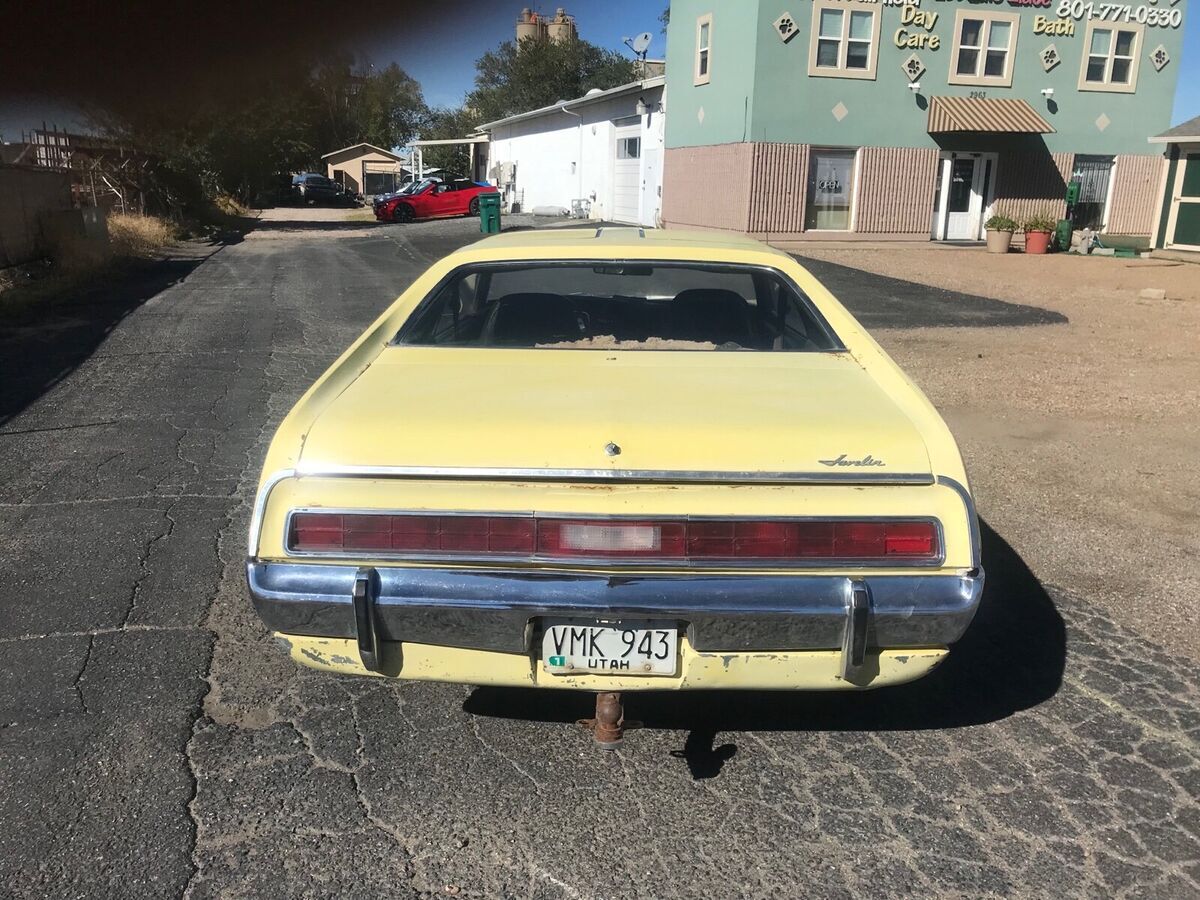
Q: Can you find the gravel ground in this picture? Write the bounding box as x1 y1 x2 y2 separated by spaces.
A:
796 246 1200 663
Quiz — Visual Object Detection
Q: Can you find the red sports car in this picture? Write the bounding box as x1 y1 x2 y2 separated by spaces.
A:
375 178 499 223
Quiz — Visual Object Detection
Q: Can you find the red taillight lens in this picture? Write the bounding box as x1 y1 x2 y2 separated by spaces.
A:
288 513 939 562
289 513 536 555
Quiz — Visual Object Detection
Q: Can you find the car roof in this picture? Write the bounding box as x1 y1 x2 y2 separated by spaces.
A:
461 226 787 262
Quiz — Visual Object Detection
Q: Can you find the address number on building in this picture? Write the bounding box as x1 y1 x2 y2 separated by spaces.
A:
1055 0 1183 27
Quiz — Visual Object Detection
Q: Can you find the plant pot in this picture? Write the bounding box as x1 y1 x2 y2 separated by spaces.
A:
986 229 1014 254
1024 230 1053 255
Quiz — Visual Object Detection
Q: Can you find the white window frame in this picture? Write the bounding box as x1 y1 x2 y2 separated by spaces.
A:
694 13 713 86
807 0 881 81
948 10 1020 87
1078 21 1143 94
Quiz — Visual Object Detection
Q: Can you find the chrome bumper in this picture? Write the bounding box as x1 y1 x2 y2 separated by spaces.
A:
247 561 984 661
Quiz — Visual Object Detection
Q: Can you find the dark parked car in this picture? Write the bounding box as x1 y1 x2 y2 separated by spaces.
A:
291 173 340 205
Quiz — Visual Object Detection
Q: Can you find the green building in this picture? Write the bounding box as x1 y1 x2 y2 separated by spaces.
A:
662 0 1188 243
1150 115 1200 252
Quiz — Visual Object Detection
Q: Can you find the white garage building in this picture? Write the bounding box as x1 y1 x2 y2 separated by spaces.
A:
479 76 665 227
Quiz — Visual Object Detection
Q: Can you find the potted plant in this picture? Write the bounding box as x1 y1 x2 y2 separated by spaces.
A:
1022 213 1057 255
984 214 1017 254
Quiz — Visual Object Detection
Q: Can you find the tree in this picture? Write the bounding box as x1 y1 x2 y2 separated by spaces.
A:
420 106 484 176
95 53 427 211
311 56 427 153
466 36 637 124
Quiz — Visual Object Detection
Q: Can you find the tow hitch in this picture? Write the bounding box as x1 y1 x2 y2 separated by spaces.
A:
579 691 639 750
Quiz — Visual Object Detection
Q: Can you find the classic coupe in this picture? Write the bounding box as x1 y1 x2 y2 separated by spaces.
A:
247 228 982 738
375 178 498 223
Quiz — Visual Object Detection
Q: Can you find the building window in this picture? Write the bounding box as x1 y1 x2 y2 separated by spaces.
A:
617 137 641 159
1078 22 1142 93
808 1 880 80
805 149 857 231
948 10 1019 87
695 14 712 85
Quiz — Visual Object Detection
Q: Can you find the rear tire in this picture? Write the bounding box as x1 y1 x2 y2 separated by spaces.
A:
468 197 480 217
393 203 415 223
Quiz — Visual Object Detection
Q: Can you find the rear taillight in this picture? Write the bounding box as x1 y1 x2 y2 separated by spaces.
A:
289 513 537 554
288 513 939 563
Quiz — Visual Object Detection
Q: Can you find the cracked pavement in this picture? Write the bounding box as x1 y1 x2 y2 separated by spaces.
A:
0 210 1197 899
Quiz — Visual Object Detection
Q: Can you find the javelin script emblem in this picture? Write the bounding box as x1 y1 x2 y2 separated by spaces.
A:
818 454 886 467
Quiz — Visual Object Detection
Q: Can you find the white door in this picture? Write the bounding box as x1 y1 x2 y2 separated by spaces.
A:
640 146 661 228
934 153 996 241
612 124 642 225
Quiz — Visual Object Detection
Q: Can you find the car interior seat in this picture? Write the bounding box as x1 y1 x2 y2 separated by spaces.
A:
670 288 755 346
481 293 581 345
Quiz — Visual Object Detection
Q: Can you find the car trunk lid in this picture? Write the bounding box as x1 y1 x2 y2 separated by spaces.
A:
297 348 933 480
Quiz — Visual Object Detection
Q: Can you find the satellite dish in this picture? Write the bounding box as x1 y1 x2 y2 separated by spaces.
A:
632 32 652 54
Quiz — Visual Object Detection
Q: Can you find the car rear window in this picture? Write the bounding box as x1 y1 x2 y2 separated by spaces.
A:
395 263 841 351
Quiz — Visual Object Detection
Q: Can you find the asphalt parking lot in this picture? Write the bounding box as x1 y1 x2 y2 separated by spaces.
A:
1 210 1197 899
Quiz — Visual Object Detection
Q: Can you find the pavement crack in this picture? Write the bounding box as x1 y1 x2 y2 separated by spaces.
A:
0 624 200 644
0 493 233 509
468 714 544 794
181 717 205 900
349 767 412 849
70 634 95 714
0 419 121 437
120 499 178 629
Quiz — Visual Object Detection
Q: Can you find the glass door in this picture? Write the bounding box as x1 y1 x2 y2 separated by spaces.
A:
944 157 978 240
933 152 996 241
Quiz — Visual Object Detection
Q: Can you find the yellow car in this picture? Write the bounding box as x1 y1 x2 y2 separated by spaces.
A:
247 228 982 714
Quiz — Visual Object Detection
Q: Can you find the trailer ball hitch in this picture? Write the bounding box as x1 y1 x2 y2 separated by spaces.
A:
580 691 631 749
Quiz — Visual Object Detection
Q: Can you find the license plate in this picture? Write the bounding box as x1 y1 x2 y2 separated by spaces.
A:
541 619 678 676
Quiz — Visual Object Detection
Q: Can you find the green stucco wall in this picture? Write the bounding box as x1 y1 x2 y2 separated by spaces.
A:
666 2 763 145
666 0 1186 155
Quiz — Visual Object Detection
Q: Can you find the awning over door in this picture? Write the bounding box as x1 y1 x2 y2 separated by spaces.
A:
927 97 1055 134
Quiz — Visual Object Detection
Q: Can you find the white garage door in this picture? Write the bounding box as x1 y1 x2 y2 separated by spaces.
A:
612 125 641 225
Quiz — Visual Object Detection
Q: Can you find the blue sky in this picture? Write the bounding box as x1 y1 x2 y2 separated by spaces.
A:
1178 7 1200 122
360 1 669 109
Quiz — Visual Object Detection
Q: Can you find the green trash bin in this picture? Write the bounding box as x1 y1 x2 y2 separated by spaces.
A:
1055 219 1073 253
478 192 501 234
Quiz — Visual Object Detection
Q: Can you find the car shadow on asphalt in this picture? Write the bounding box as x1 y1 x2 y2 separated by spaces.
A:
247 219 381 232
0 250 218 427
792 254 1069 329
463 518 1066 780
